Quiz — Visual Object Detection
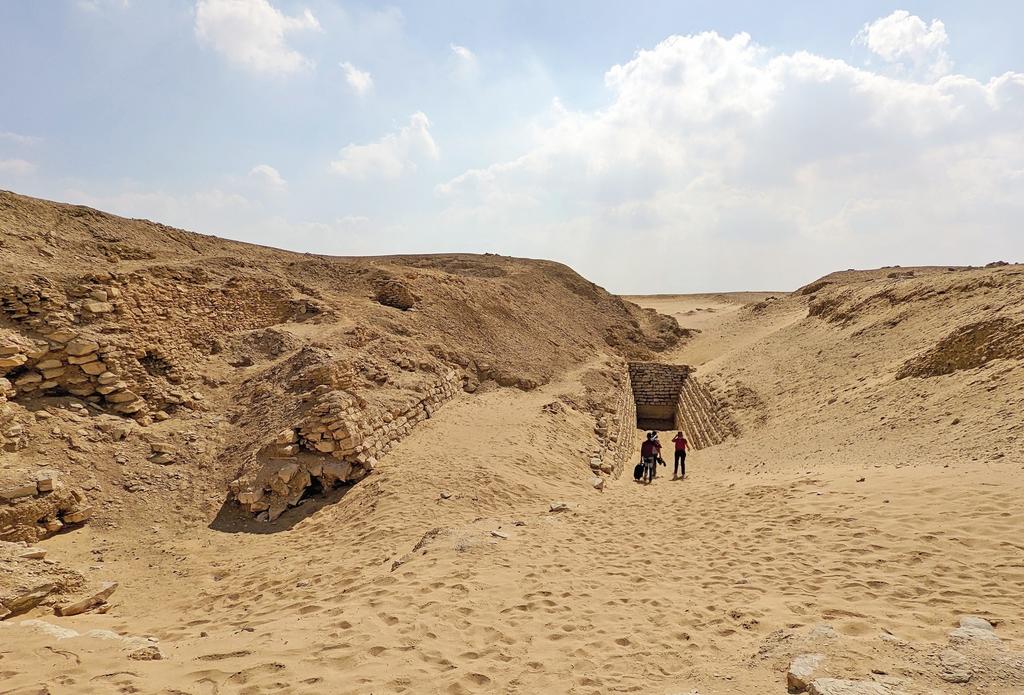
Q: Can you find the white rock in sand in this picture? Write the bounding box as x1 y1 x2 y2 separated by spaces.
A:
808 679 896 695
958 615 995 631
949 626 1001 644
788 653 826 692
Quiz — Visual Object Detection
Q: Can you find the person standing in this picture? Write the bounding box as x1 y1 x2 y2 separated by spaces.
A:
672 431 689 479
639 431 662 484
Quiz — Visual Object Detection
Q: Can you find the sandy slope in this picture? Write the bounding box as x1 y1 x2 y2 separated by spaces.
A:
3 256 1024 693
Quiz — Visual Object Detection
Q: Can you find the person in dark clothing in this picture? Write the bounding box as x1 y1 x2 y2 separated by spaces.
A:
639 431 662 484
672 431 688 479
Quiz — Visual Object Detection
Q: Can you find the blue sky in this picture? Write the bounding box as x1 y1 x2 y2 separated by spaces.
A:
1 1 1022 292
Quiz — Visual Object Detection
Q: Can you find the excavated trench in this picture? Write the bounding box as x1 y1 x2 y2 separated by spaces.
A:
627 361 737 450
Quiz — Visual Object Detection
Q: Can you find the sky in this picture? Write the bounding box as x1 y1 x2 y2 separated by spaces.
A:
1 1 1022 293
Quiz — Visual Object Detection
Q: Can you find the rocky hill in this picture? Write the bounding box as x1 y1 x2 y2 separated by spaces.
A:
0 189 683 538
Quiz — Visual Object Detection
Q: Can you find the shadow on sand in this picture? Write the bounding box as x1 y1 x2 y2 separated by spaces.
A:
208 484 354 534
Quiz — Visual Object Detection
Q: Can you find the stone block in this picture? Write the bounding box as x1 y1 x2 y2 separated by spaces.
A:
81 301 114 314
0 356 27 372
63 506 93 523
46 328 78 344
106 390 139 404
80 361 107 376
65 339 99 356
1 483 39 500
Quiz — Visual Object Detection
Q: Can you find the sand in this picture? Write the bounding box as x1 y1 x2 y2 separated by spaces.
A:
4 270 1024 693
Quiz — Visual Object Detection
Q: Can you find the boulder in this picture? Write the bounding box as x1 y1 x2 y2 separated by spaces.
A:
788 654 826 692
949 626 1002 644
958 615 995 631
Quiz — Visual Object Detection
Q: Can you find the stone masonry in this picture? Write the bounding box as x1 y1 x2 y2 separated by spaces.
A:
230 369 462 520
628 361 736 450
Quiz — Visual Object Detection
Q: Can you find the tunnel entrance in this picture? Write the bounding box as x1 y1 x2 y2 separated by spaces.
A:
627 361 737 448
628 362 691 432
636 404 676 431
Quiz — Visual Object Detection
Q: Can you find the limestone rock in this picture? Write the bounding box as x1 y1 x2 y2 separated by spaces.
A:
46 328 78 344
808 679 894 695
35 471 57 492
949 626 1002 644
374 279 417 311
958 615 995 631
65 339 99 357
4 584 56 615
56 581 118 616
938 648 972 683
18 547 47 560
63 506 93 524
128 644 164 660
106 390 139 404
81 301 113 314
1 483 39 501
788 653 826 692
809 623 839 640
0 354 27 369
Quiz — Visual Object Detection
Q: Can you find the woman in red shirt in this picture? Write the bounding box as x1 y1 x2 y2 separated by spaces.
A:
672 432 688 479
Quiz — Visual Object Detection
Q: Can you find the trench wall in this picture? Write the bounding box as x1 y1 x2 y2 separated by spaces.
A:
597 366 637 478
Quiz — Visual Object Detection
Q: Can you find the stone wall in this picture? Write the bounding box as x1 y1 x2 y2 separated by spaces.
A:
230 369 462 520
1 278 211 424
673 378 738 450
628 361 736 451
0 328 149 419
589 365 637 478
628 362 693 406
0 471 91 543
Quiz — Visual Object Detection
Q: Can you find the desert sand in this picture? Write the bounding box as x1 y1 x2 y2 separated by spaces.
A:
2 192 1023 694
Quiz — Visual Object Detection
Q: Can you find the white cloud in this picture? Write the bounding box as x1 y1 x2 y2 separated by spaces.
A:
0 131 41 146
855 10 951 80
0 159 36 176
340 61 373 95
330 112 439 180
194 0 320 75
449 43 479 80
248 163 287 190
437 29 1024 292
